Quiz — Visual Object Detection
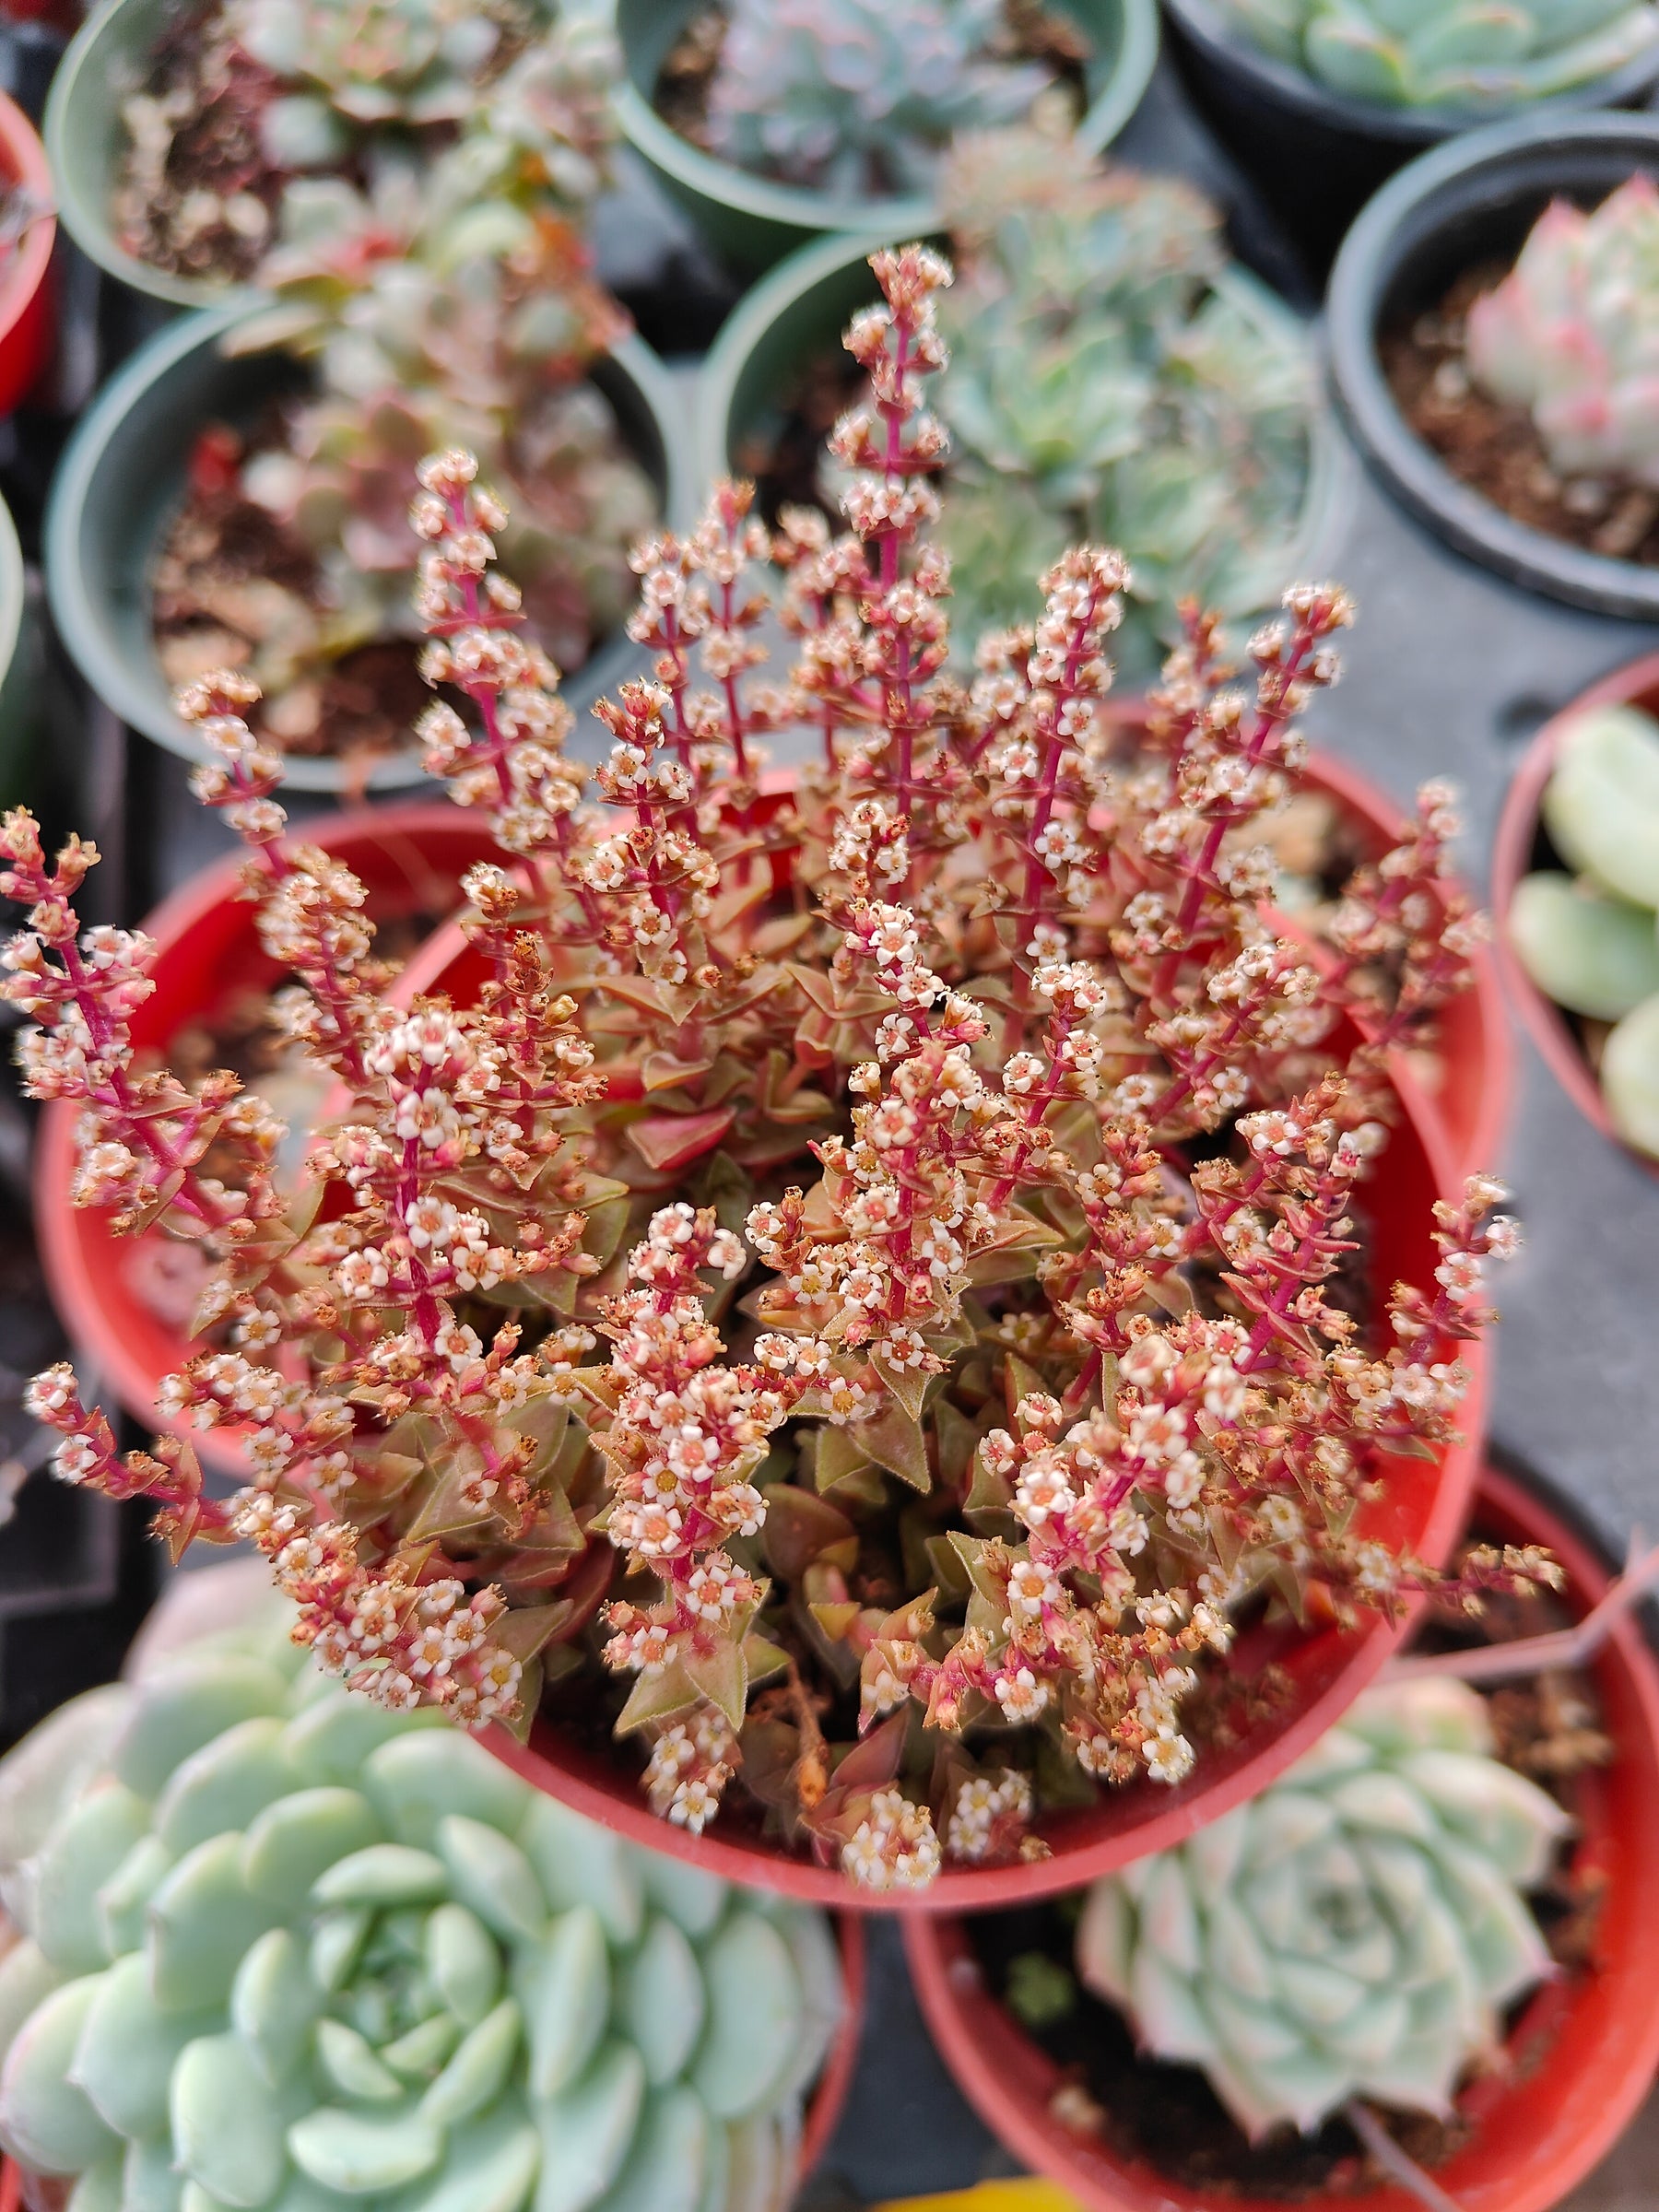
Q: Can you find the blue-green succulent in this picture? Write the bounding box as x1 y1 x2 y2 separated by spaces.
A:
0 1576 844 2212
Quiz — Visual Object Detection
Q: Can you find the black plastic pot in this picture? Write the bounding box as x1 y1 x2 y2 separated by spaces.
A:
1161 0 1659 282
1327 112 1659 621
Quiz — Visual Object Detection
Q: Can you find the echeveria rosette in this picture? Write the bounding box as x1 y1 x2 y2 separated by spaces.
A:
704 0 1053 196
0 1594 843 2212
1509 701 1659 1155
1466 178 1659 496
1076 1676 1569 2138
1215 0 1659 107
931 139 1315 676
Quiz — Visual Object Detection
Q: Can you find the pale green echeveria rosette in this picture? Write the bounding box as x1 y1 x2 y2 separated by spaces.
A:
705 0 1053 196
0 1580 844 2212
929 138 1316 678
1076 1675 1569 2139
1509 702 1659 1155
1214 0 1659 108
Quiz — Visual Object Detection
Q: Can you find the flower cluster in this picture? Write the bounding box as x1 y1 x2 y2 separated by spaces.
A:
11 243 1517 1890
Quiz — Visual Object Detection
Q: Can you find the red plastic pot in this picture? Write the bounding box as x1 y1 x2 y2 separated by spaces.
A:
0 91 54 419
1492 653 1659 1170
904 1462 1659 2212
391 889 1490 1907
33 804 501 1472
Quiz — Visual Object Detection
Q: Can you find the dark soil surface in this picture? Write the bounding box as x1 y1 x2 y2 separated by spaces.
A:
150 420 430 768
1383 265 1659 571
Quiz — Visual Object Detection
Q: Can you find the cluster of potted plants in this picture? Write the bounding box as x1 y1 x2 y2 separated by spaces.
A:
7 0 1659 2205
2 215 1655 2212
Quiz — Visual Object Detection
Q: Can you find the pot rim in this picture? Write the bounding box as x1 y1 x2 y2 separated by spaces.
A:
1327 110 1659 618
31 801 494 1471
1163 0 1659 147
903 1459 1659 2212
799 1914 866 2184
41 302 688 793
1491 652 1659 1170
0 86 57 358
692 226 1349 655
612 0 1159 241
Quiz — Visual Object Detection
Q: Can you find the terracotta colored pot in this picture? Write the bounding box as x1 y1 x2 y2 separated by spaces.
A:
0 90 55 420
802 1915 867 2183
1492 653 1659 1168
394 878 1488 1908
33 805 502 1472
903 1462 1659 2212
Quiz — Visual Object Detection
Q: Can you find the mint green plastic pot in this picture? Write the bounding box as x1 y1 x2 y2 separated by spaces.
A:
45 0 252 309
614 0 1159 274
0 490 43 812
692 227 1347 622
44 303 690 793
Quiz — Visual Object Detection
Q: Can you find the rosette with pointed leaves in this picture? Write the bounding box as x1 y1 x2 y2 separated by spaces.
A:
931 134 1315 675
1466 176 1659 494
0 1585 843 2212
1216 0 1659 106
1076 1675 1567 2137
704 0 1053 194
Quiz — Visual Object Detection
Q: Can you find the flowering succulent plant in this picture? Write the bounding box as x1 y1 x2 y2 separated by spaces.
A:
113 0 615 288
1465 176 1659 496
930 133 1315 675
1215 0 1659 107
8 245 1523 1891
1074 1673 1567 2136
0 1567 844 2211
702 0 1054 194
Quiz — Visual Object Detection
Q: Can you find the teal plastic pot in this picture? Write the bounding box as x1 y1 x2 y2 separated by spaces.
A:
614 0 1159 274
694 228 1347 647
44 303 690 793
44 0 251 309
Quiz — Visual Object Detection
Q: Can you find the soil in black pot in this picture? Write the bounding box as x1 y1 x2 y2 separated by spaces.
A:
1382 264 1659 570
969 1567 1609 2200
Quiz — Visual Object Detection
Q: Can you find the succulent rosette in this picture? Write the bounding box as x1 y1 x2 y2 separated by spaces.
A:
1466 176 1659 495
0 1575 844 2212
1076 1675 1569 2137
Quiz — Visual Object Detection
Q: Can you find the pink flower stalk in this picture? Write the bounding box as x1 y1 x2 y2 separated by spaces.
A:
6 244 1530 1888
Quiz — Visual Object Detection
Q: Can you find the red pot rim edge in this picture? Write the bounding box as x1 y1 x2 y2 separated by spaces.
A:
799 1912 866 2185
0 88 54 394
1490 653 1659 1175
32 804 498 1473
902 1461 1659 2212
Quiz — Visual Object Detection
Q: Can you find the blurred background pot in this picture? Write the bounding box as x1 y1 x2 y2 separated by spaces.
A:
43 302 688 794
1161 0 1659 285
613 0 1159 274
1328 113 1659 618
903 1461 1659 2212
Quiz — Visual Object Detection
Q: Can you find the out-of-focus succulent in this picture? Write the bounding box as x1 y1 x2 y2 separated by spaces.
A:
930 134 1315 675
0 1573 844 2212
1466 179 1659 495
1076 1676 1567 2138
704 0 1053 194
1510 701 1659 1153
1215 0 1659 107
174 168 655 735
113 0 617 289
